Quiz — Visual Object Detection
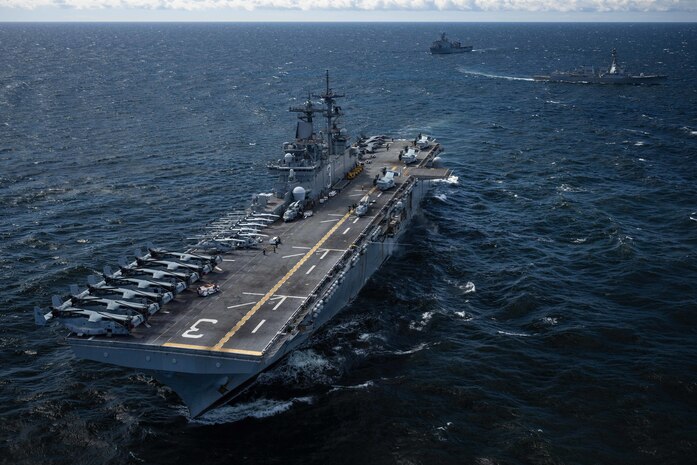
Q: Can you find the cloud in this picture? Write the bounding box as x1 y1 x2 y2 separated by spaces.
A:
0 0 693 12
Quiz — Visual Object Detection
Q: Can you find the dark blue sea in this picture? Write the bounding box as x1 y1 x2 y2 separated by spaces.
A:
1 22 696 465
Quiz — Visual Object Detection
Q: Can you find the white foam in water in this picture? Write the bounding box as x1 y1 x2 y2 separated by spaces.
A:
189 396 314 425
409 311 434 331
281 349 335 384
681 126 697 136
457 67 536 82
437 421 454 431
497 330 533 337
328 380 375 393
558 183 586 193
455 311 474 321
392 342 430 355
460 281 476 294
257 348 336 386
433 175 459 185
434 193 448 202
357 332 387 343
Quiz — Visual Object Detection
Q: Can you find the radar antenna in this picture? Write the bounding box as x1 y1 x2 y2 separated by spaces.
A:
289 94 323 141
313 70 345 157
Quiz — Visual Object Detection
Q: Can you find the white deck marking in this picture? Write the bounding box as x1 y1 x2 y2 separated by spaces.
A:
222 259 236 262
208 210 354 352
251 320 266 334
353 217 360 224
321 219 341 223
343 227 351 235
320 249 329 260
349 193 364 197
377 192 383 198
243 292 264 296
294 246 345 252
282 253 305 259
182 319 218 339
227 301 256 309
271 296 287 310
328 213 344 217
306 265 316 275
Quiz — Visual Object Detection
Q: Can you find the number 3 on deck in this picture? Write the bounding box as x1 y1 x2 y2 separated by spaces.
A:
182 319 218 339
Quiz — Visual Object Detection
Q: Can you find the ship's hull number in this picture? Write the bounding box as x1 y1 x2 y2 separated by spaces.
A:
182 319 218 339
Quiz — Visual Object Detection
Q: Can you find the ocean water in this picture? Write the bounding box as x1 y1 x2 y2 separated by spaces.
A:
1 22 696 465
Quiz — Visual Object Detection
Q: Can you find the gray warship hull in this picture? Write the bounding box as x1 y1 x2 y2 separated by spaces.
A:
64 141 451 417
533 49 666 85
36 74 452 417
430 46 472 54
533 74 667 84
430 32 473 54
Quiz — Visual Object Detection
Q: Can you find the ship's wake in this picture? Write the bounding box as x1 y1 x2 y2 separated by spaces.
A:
456 67 535 82
187 396 315 425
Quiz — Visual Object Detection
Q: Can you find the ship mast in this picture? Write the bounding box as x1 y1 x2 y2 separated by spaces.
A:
314 70 344 158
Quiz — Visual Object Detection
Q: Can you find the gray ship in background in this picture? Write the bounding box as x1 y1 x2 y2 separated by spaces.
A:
34 72 454 418
534 49 667 84
430 32 473 54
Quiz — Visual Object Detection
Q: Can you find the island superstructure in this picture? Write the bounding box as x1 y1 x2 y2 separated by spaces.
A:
35 73 453 418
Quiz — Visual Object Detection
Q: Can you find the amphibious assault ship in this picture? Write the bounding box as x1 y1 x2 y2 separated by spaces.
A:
534 49 667 85
35 73 453 418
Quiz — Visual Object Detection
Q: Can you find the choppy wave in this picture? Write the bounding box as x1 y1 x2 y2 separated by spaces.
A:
409 311 435 331
257 349 338 387
328 380 375 393
497 330 533 337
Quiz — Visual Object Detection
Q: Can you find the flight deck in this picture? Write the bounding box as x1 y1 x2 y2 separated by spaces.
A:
68 140 449 359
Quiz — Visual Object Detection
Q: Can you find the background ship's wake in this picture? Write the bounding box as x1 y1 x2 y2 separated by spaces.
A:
456 67 535 81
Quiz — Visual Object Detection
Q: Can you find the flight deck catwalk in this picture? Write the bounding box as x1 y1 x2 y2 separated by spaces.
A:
36 73 453 417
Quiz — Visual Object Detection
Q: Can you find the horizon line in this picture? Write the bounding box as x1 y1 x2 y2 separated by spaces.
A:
2 19 696 23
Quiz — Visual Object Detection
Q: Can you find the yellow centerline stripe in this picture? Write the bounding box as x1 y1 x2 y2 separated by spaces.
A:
210 210 353 351
162 341 262 357
216 347 265 356
163 179 381 355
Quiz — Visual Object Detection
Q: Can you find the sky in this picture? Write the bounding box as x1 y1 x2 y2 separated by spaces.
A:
1 0 696 22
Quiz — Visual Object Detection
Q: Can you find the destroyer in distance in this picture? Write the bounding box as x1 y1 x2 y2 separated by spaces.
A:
534 49 667 85
35 73 453 418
